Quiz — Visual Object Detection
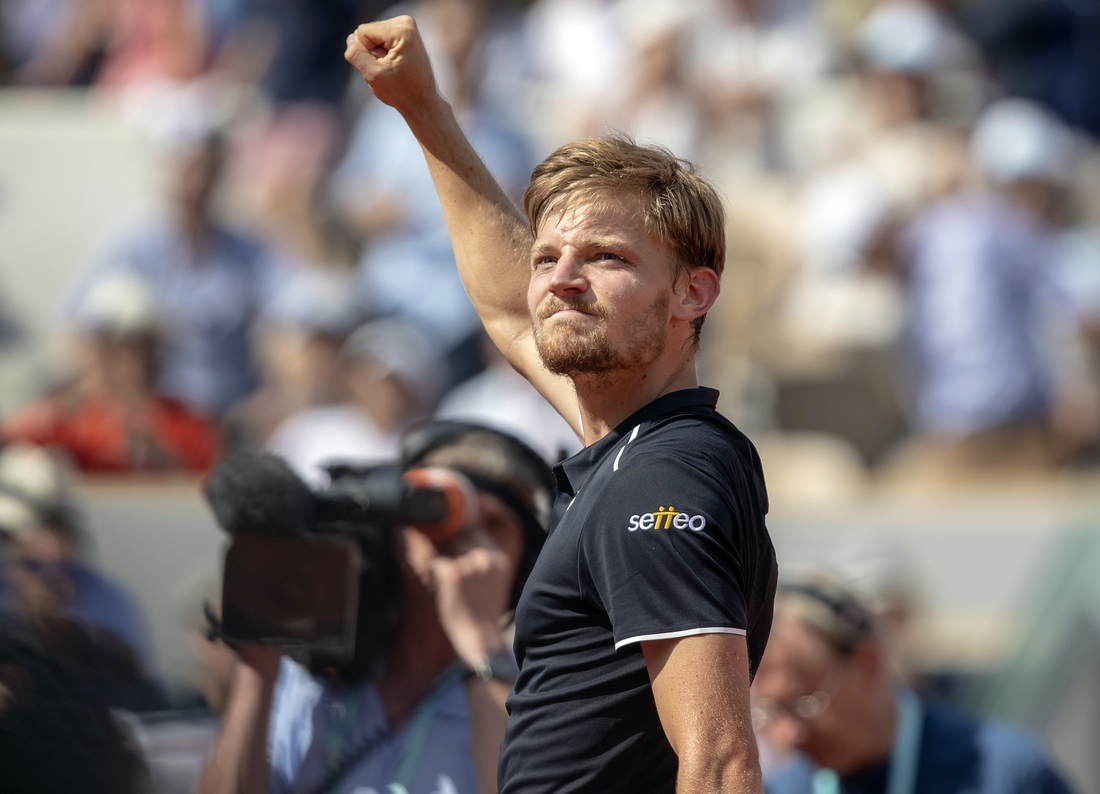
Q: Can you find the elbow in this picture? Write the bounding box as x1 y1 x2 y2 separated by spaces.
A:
677 736 763 793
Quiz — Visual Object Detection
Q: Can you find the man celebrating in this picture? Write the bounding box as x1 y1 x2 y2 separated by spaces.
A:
346 17 777 794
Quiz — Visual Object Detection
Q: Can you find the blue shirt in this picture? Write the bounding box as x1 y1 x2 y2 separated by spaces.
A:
765 701 1073 794
902 193 1062 436
0 562 156 671
63 218 285 416
268 658 477 794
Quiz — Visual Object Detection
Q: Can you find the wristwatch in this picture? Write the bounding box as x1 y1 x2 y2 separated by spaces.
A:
465 650 519 684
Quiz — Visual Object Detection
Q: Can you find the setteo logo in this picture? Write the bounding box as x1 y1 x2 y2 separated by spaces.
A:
627 506 706 532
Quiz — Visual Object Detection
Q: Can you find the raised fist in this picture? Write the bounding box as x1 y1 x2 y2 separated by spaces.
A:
344 15 441 115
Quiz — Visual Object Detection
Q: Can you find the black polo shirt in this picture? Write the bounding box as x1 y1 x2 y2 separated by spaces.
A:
498 387 778 794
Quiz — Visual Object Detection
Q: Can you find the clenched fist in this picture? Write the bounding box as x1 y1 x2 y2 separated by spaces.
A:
345 15 442 117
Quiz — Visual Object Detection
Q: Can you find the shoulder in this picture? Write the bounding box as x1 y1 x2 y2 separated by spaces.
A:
615 413 767 506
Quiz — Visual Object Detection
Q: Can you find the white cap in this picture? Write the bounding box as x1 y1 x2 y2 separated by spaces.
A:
971 98 1075 185
0 442 68 507
77 273 161 336
0 443 71 538
342 319 447 407
858 0 973 75
0 492 38 538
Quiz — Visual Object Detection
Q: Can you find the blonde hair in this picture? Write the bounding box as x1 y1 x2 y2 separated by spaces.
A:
523 136 727 342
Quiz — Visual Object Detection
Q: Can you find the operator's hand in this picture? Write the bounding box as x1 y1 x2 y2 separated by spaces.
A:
430 525 515 666
345 16 441 116
235 642 284 681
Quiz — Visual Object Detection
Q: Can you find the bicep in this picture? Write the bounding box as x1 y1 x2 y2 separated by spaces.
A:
643 633 761 789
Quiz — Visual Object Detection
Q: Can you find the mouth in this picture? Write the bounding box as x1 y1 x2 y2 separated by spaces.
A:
537 300 600 322
547 308 594 319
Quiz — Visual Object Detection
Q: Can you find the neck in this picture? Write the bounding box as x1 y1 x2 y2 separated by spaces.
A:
571 351 699 446
376 597 456 728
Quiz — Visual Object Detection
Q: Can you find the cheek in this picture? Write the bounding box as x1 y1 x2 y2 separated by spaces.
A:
527 273 548 314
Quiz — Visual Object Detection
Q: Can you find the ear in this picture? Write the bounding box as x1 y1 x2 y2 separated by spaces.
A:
671 267 720 325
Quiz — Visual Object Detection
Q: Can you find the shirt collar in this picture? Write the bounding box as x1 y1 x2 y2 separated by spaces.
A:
554 387 720 496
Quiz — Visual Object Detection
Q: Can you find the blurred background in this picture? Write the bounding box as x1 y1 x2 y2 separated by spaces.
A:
1 0 1100 790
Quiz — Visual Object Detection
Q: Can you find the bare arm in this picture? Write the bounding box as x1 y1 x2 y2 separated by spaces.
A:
642 634 764 794
194 647 282 794
344 17 579 433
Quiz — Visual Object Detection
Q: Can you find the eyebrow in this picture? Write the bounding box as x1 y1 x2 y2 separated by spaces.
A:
531 237 638 258
583 236 636 252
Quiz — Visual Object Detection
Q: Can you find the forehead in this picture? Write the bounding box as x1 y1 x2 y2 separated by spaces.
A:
534 192 652 245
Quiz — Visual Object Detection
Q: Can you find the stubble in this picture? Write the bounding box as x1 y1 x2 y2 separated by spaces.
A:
532 290 670 376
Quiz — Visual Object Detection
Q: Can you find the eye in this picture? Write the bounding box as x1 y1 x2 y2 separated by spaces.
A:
595 252 624 262
532 255 557 269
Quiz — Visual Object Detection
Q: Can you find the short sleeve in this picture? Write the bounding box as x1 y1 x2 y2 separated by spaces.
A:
579 449 749 650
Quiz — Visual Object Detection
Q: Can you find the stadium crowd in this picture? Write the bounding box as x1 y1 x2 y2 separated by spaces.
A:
0 0 1098 479
0 0 1098 791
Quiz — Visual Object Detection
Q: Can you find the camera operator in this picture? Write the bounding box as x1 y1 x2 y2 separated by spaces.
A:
196 422 553 794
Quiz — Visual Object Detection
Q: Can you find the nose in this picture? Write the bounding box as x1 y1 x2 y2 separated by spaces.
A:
547 249 587 297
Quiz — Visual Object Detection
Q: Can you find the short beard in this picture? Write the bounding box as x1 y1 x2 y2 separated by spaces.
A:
532 291 669 376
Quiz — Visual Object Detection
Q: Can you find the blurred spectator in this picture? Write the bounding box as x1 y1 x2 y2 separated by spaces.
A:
11 0 206 89
754 570 1073 793
967 0 1100 138
0 615 148 794
62 133 285 417
267 318 445 484
196 423 553 794
7 274 221 472
0 443 163 709
609 2 706 161
683 0 834 172
891 99 1098 466
521 0 630 146
0 442 153 656
223 268 363 450
796 0 975 283
218 0 392 269
330 0 535 386
436 334 581 464
227 0 385 108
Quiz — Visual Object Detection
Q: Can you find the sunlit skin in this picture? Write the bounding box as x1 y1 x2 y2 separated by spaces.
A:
750 616 896 775
529 198 671 377
527 196 718 439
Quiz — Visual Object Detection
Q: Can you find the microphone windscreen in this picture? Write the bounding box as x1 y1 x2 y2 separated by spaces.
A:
402 467 477 545
204 450 315 536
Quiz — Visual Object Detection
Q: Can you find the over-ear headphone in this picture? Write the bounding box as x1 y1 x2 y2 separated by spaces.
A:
400 420 557 609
